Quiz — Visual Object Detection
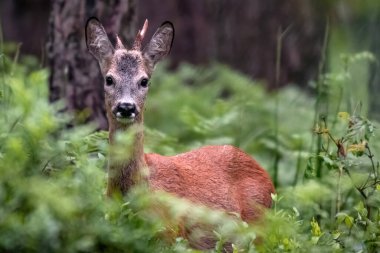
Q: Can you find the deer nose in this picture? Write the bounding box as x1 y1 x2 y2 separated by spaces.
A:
114 103 138 118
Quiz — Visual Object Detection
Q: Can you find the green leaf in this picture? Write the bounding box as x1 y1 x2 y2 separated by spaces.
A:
344 216 354 228
354 201 368 218
311 217 322 237
305 157 316 178
336 212 354 229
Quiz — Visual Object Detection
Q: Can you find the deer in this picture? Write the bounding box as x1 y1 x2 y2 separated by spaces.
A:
85 17 275 250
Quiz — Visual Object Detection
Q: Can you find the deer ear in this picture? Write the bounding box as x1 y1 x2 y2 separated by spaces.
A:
85 17 114 66
143 21 174 69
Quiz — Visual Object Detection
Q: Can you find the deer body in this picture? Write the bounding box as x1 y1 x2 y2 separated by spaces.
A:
146 145 273 220
86 17 274 240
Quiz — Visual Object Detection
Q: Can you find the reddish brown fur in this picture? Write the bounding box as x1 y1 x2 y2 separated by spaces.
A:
86 17 275 250
145 145 274 221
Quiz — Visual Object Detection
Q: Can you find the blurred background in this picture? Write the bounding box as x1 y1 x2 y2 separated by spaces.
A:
1 2 380 251
1 0 380 185
1 0 380 128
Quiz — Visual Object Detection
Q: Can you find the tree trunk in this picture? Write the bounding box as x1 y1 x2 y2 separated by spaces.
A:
0 0 51 56
47 0 136 129
137 0 325 89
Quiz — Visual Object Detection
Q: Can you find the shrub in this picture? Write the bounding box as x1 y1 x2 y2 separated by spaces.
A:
0 48 379 252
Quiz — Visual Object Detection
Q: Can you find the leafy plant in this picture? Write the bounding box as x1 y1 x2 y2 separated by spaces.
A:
1 45 379 252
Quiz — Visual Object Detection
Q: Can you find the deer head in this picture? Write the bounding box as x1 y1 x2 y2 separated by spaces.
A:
85 18 174 129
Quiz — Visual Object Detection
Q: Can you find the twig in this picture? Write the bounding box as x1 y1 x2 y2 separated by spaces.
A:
336 166 343 214
272 25 292 187
366 144 377 179
344 168 370 219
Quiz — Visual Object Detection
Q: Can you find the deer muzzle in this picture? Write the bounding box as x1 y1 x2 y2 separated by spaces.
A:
112 102 139 123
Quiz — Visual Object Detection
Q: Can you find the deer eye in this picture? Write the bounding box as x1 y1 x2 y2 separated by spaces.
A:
105 76 114 86
140 78 149 88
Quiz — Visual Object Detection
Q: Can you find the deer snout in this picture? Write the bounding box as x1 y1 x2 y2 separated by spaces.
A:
113 102 139 121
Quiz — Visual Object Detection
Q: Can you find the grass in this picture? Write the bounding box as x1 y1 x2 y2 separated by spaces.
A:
0 43 379 252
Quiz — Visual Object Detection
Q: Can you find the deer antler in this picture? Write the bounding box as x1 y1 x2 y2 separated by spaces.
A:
132 19 148 50
115 35 125 50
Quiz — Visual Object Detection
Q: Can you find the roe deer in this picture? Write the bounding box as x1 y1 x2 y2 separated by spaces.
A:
86 17 275 248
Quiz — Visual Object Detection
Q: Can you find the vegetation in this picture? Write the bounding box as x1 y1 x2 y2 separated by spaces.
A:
0 46 379 252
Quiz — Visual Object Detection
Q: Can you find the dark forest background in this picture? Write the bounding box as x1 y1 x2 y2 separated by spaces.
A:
1 0 379 127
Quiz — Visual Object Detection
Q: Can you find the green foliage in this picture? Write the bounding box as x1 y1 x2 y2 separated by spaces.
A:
145 63 316 186
1 47 379 253
0 52 172 252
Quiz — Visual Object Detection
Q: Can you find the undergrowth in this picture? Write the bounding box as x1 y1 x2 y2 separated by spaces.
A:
0 47 379 252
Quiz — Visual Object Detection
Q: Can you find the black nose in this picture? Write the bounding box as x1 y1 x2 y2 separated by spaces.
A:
114 103 138 118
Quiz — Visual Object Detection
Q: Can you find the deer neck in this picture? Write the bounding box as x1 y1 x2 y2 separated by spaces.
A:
106 113 147 196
